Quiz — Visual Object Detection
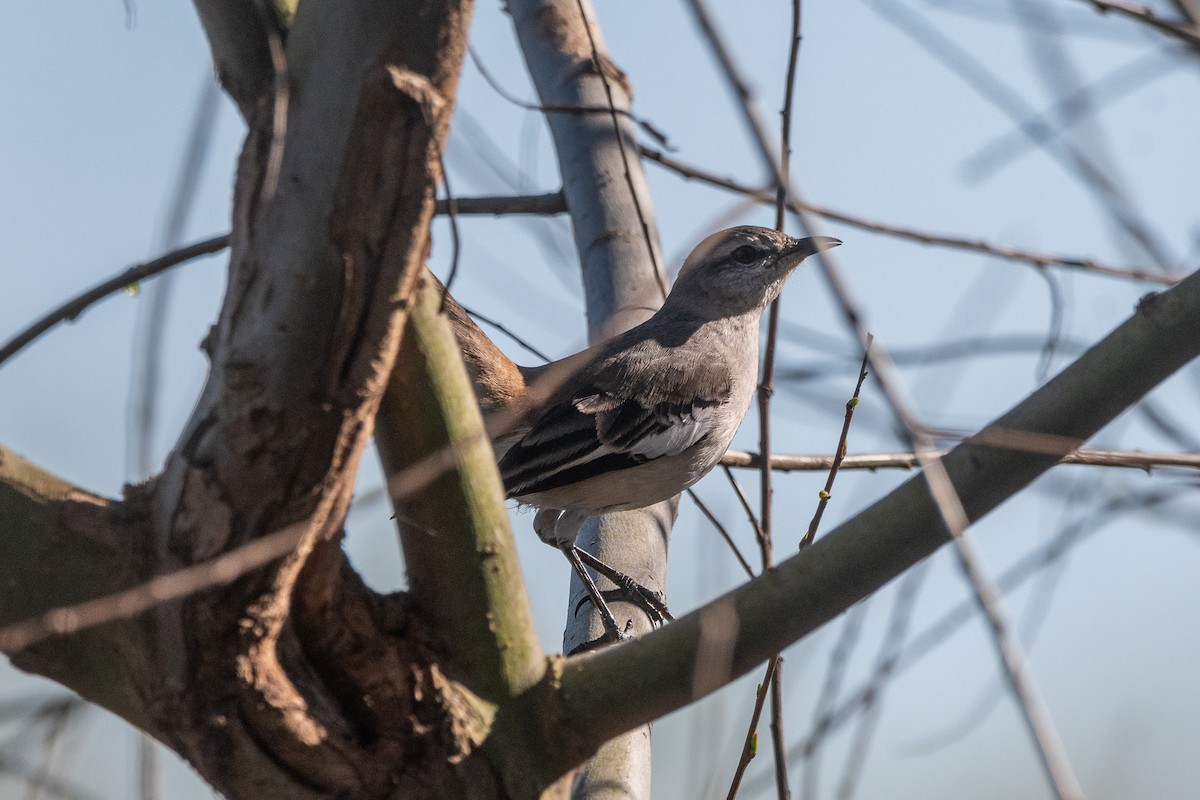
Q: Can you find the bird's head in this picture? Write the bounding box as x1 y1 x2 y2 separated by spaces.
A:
668 226 841 319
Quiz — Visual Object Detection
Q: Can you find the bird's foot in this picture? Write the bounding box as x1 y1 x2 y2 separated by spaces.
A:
574 548 674 627
566 622 634 656
561 545 631 645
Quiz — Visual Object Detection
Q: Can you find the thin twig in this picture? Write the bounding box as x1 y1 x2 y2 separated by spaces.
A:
719 465 766 547
9 165 1166 374
467 45 673 149
722 446 1200 472
639 146 1181 284
725 656 781 800
684 2 1085 797
436 145 462 296
1078 0 1200 49
760 3 804 795
571 0 669 300
434 191 565 215
686 489 755 579
801 335 872 549
459 304 553 363
0 235 231 368
777 330 1090 380
749 488 1190 799
865 0 1174 273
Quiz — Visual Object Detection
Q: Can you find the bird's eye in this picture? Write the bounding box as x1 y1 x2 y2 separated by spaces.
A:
730 245 760 265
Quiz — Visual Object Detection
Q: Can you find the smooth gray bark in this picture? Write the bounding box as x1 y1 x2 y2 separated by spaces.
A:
508 1 670 797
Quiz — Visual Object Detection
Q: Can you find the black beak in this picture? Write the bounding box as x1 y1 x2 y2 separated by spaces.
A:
777 235 842 270
798 235 842 255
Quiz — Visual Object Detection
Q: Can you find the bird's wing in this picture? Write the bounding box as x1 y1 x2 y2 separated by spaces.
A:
500 338 733 499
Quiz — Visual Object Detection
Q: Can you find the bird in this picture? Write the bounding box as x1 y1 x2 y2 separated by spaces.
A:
443 226 841 642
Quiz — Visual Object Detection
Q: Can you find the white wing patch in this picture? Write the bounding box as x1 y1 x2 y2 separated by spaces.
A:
623 404 713 459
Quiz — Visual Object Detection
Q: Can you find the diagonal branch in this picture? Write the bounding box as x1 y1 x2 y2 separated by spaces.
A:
377 275 544 703
682 4 1085 794
559 263 1200 761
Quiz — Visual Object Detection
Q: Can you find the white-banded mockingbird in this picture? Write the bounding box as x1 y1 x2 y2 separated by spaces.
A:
480 226 841 642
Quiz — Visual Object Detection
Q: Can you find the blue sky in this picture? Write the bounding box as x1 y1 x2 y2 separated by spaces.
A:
2 2 1199 798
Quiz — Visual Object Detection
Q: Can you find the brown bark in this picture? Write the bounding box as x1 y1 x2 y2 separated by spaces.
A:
4 4 1200 800
9 2 525 798
147 4 489 796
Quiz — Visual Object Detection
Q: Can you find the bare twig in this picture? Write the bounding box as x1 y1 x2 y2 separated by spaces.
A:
725 656 781 800
760 5 805 789
684 1 1085 796
459 303 553 364
434 191 565 216
1078 0 1200 49
0 235 231 368
468 45 672 148
777 330 1090 380
864 0 1174 273
720 465 766 547
571 0 669 300
0 189 564 372
686 489 755 579
760 487 1191 797
639 145 1181 284
435 144 462 296
721 446 1200 472
801 335 872 548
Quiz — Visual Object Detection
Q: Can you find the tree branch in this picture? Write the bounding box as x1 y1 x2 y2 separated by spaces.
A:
190 0 276 120
377 275 544 703
721 447 1200 472
0 447 148 730
0 235 230 369
558 266 1200 754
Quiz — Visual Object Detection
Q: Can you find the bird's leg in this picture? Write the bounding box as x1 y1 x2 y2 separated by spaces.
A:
550 509 629 644
562 546 629 644
574 548 674 625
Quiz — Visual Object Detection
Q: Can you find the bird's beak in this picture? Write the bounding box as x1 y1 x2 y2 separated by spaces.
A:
777 235 842 270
